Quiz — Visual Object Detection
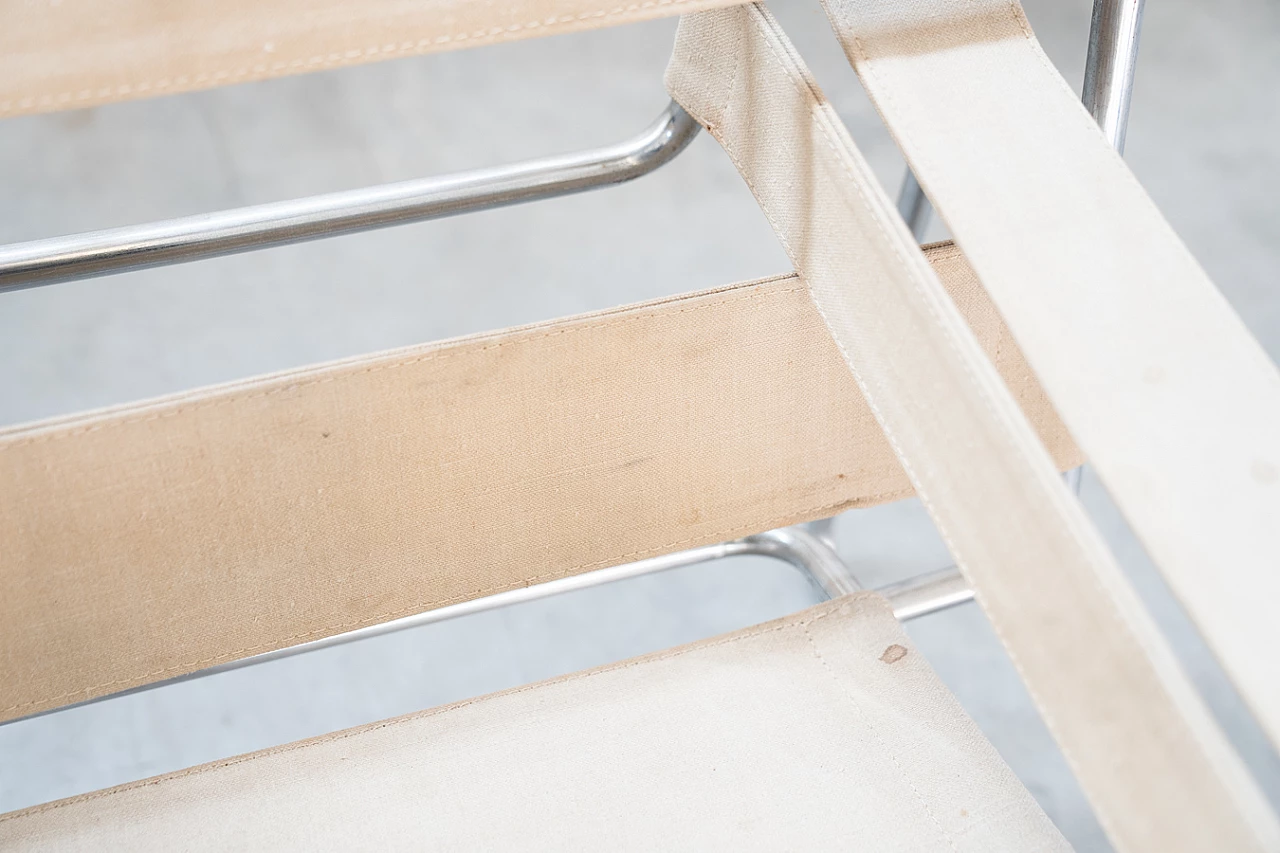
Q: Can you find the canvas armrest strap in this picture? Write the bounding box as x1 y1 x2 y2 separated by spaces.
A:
822 0 1280 755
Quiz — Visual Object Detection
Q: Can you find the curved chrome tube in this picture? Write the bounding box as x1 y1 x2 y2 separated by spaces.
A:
3 523 972 724
0 100 701 292
746 526 862 598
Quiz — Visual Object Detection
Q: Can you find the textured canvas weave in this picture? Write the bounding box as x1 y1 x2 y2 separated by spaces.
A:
822 0 1280 757
0 0 745 117
665 6 1280 851
0 249 1079 723
0 595 1071 851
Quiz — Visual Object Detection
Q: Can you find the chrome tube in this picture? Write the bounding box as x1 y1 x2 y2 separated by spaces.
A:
1082 0 1146 154
748 525 862 598
187 537 759 678
1058 0 1146 490
0 101 700 292
3 537 752 722
4 524 975 724
879 567 972 621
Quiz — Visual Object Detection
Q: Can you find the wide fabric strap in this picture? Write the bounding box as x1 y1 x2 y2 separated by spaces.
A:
0 595 1069 851
0 0 745 118
821 0 1280 754
0 254 1078 723
664 6 1280 851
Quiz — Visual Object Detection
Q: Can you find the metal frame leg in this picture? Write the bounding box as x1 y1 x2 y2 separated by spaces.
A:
1064 0 1146 493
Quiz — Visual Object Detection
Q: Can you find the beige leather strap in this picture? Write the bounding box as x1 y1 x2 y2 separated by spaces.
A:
0 595 1071 851
822 0 1280 753
665 6 1279 851
0 0 744 118
0 253 1077 723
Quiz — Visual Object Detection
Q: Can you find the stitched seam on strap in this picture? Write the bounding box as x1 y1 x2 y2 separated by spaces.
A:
0 595 889 823
728 9 1149 845
0 0 725 116
0 283 808 452
829 4 1254 845
728 6 993 596
0 492 910 716
717 5 977 513
702 14 999 721
730 34 1100 823
831 8 1116 834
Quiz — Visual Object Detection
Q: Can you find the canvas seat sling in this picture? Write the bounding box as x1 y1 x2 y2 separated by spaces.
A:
0 596 1072 851
664 5 1280 852
820 0 1280 754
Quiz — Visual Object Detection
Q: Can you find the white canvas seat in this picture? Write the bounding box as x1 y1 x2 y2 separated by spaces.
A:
0 594 1068 852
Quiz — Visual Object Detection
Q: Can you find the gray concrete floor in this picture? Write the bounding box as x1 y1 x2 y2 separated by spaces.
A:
1 1 1278 849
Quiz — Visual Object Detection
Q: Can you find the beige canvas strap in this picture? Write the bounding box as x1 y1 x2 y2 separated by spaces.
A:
0 0 744 118
821 0 1280 752
665 6 1279 851
0 252 1077 723
0 595 1071 850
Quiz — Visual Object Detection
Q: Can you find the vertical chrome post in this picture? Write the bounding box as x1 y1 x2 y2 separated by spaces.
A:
1068 0 1145 493
894 0 1146 243
1082 0 1146 154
